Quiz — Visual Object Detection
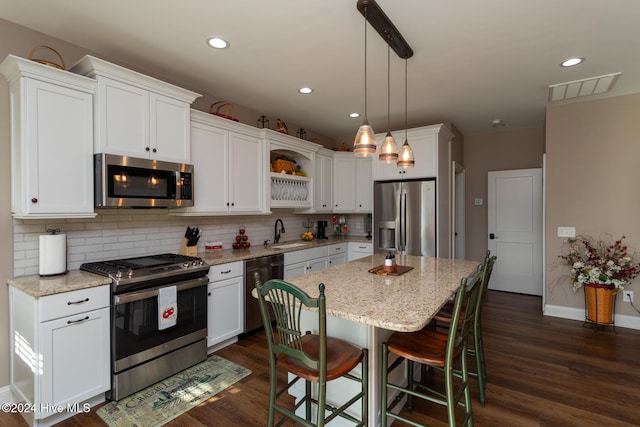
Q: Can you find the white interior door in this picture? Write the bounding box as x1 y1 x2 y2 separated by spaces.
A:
488 168 542 295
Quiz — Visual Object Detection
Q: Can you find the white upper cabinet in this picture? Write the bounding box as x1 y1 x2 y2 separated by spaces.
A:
355 157 373 212
70 55 200 164
172 110 265 215
332 152 372 213
333 153 357 212
0 55 96 218
314 148 334 212
372 124 453 181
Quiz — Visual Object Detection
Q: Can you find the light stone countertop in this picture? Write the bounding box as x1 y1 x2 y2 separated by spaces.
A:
7 236 371 297
7 270 112 297
202 236 370 266
275 253 481 332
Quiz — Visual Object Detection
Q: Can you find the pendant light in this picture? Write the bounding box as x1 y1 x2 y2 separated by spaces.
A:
379 40 399 163
397 57 415 168
353 4 376 157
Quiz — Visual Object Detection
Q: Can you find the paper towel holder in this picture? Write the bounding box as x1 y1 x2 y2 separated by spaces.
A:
39 228 67 276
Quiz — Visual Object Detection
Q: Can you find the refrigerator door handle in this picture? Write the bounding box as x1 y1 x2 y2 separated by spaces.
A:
400 191 407 252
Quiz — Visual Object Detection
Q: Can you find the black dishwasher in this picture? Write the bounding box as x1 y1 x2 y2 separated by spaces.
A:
243 253 284 334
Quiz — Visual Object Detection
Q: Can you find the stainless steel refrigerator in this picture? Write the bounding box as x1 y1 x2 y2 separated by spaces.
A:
373 179 436 256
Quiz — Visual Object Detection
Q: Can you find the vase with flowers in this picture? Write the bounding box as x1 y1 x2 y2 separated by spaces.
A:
559 234 640 324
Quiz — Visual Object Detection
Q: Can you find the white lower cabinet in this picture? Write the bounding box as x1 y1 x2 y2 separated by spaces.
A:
328 243 347 267
284 246 329 280
9 285 110 427
207 262 244 349
348 242 373 261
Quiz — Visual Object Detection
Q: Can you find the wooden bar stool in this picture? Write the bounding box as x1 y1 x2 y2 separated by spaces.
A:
381 266 483 427
255 273 368 427
434 252 497 406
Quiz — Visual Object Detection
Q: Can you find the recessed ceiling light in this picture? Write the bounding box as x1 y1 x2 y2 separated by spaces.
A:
206 37 229 49
349 112 360 118
298 87 313 94
560 57 584 67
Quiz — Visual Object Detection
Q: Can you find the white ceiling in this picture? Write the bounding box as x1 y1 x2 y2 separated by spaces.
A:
1 0 639 140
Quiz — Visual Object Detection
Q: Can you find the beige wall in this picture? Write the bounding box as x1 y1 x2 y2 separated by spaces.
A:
545 93 640 317
463 127 545 262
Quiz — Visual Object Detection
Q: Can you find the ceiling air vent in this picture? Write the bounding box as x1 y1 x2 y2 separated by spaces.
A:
548 72 621 102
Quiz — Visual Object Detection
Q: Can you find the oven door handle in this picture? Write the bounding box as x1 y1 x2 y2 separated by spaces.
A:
114 277 208 305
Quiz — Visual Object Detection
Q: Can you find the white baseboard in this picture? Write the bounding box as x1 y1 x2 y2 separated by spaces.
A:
544 305 640 330
0 385 14 404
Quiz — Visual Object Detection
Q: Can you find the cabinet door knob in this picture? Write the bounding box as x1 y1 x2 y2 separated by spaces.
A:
145 147 150 151
152 148 157 153
31 198 38 203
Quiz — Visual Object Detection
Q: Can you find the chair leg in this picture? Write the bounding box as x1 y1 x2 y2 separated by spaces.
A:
361 348 368 426
267 358 277 427
407 359 414 411
381 343 389 426
474 327 487 406
317 381 326 427
305 380 312 423
461 346 474 427
445 361 456 427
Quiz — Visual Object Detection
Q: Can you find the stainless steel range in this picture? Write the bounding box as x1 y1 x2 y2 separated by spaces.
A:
81 253 210 401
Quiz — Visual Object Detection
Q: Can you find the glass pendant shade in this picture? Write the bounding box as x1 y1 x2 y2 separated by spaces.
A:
397 57 415 168
397 139 415 168
354 5 376 157
354 121 377 157
379 131 399 163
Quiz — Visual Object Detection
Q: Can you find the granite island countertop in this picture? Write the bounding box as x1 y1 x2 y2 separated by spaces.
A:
278 253 481 332
7 236 372 297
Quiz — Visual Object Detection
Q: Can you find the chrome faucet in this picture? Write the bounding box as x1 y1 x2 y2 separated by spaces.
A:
274 218 285 244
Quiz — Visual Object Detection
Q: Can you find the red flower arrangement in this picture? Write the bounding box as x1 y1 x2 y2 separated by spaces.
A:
559 235 640 294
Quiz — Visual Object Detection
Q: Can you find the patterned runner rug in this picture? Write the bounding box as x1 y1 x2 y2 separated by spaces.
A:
97 355 252 427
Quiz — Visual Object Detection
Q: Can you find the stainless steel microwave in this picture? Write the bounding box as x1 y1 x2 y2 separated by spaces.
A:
94 153 194 208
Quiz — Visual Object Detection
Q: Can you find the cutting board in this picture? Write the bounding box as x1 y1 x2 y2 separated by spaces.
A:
368 265 414 276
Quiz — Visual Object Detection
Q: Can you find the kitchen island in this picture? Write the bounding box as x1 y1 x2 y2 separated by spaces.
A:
274 253 480 426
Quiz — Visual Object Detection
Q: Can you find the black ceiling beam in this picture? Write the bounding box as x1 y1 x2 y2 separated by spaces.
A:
357 0 414 59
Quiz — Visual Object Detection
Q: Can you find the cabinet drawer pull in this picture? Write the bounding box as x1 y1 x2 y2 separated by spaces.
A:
67 316 90 324
67 298 89 305
220 269 232 274
358 246 367 249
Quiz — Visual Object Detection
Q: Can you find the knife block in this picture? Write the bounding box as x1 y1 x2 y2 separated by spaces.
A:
179 238 198 257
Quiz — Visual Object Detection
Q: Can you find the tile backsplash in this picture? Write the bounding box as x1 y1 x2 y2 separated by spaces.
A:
12 210 369 277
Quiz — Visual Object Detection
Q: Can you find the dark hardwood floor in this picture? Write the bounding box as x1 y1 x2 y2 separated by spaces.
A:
3 290 640 426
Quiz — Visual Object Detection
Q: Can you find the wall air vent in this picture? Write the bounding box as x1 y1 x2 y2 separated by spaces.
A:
548 72 621 102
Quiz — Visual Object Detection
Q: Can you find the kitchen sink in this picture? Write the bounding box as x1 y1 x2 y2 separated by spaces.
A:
271 243 309 249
